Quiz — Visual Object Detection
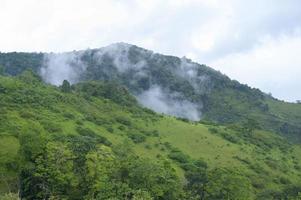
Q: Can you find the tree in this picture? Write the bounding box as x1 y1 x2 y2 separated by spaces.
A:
184 159 208 200
128 158 183 199
205 168 253 200
61 80 71 93
18 69 42 84
85 145 117 199
18 130 48 199
132 190 153 200
243 118 261 133
34 142 78 199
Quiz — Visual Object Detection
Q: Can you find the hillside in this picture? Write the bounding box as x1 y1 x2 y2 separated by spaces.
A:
0 43 301 143
1 72 301 199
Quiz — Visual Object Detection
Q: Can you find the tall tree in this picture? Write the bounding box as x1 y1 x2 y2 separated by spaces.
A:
61 80 71 93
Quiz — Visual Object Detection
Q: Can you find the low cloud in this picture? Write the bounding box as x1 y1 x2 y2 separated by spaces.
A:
137 86 201 121
40 52 85 85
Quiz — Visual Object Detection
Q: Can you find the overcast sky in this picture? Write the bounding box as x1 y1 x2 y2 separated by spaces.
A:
1 0 301 102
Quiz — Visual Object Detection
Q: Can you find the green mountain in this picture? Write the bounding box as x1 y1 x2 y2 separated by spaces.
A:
1 71 301 199
0 43 301 143
1 43 301 199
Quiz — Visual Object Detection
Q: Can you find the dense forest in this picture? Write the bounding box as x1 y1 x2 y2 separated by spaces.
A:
1 71 301 199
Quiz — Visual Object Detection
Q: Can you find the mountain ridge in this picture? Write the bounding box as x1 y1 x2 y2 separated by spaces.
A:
0 43 300 142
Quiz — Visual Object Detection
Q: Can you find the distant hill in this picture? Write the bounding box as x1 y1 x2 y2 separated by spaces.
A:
0 43 301 143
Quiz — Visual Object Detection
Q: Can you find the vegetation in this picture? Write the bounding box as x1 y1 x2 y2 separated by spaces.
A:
0 72 301 199
1 46 301 143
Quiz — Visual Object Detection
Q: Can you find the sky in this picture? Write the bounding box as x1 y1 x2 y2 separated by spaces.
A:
0 0 301 102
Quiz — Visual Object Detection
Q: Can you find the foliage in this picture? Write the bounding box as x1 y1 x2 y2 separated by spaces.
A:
0 193 19 200
61 80 71 93
205 168 253 200
0 75 301 199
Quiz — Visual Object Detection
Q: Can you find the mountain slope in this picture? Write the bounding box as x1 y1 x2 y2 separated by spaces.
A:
0 43 301 143
1 73 301 199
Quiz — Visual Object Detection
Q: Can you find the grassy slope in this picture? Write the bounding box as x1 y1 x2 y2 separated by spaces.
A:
0 75 301 198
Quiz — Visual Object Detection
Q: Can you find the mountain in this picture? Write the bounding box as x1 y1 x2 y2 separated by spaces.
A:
0 43 301 142
1 72 301 199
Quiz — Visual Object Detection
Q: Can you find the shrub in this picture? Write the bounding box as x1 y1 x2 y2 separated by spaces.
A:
208 127 218 134
152 130 159 137
265 158 279 170
75 120 83 125
118 125 126 131
115 116 132 126
63 112 75 119
76 126 111 146
176 117 189 122
106 126 114 133
163 142 172 150
127 132 146 143
220 132 240 144
19 110 37 119
141 130 159 137
279 177 291 185
168 149 190 164
41 121 62 133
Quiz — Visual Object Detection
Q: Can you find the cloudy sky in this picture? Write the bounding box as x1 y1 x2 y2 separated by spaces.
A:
1 0 301 102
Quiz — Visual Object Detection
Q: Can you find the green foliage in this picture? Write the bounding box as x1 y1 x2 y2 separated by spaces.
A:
17 69 42 85
40 120 62 133
34 142 78 199
0 193 19 200
208 127 218 134
74 81 137 107
0 52 43 75
127 132 146 143
168 149 190 164
205 168 253 200
0 75 301 199
115 116 132 126
76 126 111 146
61 80 71 93
184 159 208 199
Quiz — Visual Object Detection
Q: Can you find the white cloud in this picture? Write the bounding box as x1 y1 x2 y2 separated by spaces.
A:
137 86 201 121
0 0 300 101
210 31 301 102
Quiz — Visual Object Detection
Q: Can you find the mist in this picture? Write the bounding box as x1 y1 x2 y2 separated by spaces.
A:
137 86 201 121
39 43 205 121
40 52 85 85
